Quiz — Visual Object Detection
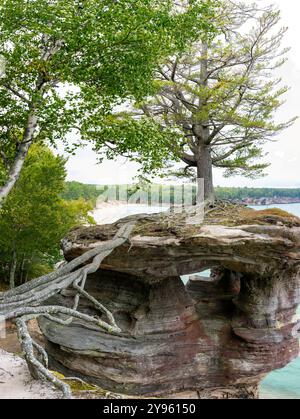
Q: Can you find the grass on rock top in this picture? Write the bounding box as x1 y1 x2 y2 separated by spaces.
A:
65 203 300 245
134 204 300 235
204 204 300 228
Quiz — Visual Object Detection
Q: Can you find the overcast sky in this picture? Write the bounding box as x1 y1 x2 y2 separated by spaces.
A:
60 0 300 188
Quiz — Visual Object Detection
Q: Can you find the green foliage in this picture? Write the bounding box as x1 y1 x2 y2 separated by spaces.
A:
0 145 94 287
215 187 300 201
0 0 217 176
61 181 100 204
95 1 296 184
91 115 182 175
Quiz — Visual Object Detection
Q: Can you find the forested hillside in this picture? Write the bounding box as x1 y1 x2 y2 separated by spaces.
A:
63 182 300 205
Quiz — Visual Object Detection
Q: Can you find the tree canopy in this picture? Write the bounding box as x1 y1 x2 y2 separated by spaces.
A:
0 0 217 205
91 0 296 199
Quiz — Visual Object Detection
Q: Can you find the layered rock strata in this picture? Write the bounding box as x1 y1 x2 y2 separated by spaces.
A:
39 207 300 398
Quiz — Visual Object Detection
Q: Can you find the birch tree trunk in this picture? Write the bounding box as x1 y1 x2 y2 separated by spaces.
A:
0 112 38 208
0 38 61 208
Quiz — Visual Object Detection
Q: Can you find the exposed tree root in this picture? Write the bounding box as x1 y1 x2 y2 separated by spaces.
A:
16 317 72 398
0 222 135 398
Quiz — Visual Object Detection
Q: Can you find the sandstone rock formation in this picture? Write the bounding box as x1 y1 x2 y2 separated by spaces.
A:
39 206 300 399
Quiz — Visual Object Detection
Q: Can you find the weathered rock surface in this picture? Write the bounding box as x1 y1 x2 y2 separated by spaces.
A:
40 207 300 399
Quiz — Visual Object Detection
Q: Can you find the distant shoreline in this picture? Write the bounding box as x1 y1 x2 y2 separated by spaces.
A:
63 182 300 207
95 198 300 209
236 198 300 206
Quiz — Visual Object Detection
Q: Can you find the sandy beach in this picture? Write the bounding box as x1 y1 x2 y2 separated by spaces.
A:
93 201 169 225
0 349 60 399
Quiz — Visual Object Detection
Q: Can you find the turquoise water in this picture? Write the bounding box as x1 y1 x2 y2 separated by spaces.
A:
252 204 300 399
260 324 300 399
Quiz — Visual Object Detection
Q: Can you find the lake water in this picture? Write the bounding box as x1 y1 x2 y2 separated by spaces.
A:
94 202 300 399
